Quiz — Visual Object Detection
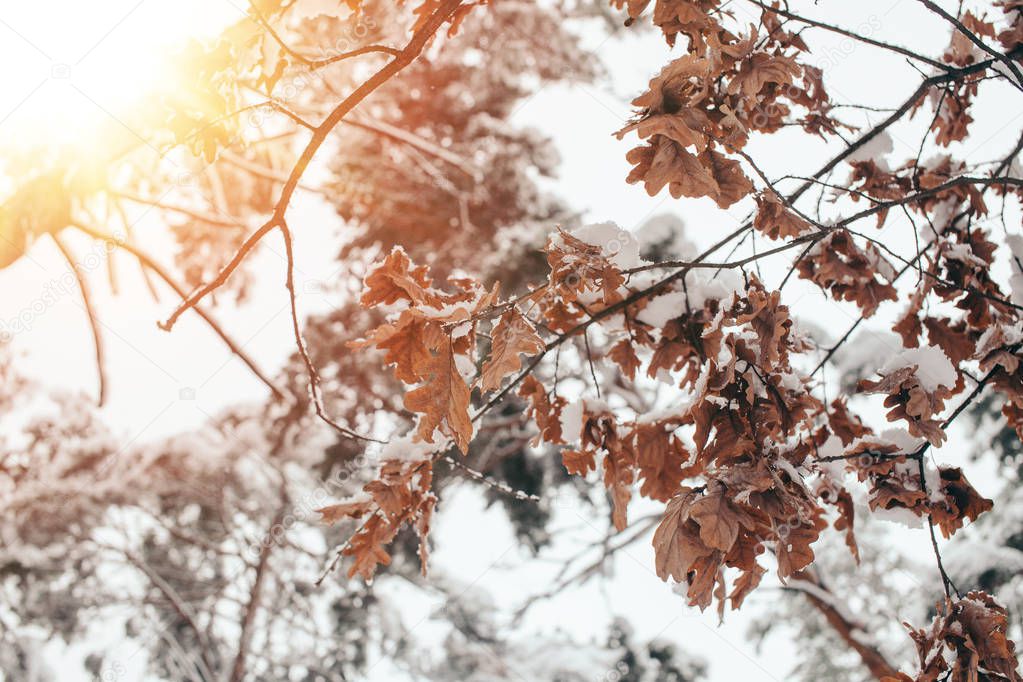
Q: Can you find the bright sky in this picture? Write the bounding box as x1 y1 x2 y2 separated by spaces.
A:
0 2 242 149
0 1 1018 680
0 0 279 440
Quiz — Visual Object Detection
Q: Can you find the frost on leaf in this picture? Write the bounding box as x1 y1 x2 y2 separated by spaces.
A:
403 333 473 453
858 347 961 446
317 496 374 524
360 248 447 308
753 190 812 240
326 457 438 581
355 248 497 453
547 228 626 307
798 230 898 317
888 591 1023 682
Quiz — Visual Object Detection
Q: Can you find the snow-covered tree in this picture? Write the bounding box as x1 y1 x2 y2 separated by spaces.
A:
2 0 1023 680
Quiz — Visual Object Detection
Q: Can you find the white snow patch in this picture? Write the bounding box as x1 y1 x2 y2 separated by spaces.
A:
635 213 697 260
871 504 925 529
944 243 985 268
881 345 957 392
879 428 926 454
454 353 476 381
816 436 846 480
636 406 688 424
654 367 675 385
1008 234 1023 305
572 221 642 269
637 291 688 328
846 131 893 168
559 399 584 444
689 269 743 309
379 434 442 463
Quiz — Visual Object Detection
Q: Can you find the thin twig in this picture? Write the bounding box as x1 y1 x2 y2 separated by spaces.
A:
51 232 107 406
746 0 950 70
279 221 383 443
70 222 285 400
247 1 400 69
160 0 468 331
916 0 1023 90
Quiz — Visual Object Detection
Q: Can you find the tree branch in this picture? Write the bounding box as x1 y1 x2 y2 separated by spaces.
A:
51 233 107 406
279 220 382 443
788 568 900 680
70 222 285 401
229 503 285 682
745 0 950 70
159 0 468 332
916 0 1023 90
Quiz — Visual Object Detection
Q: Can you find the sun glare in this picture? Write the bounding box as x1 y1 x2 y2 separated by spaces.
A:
0 1 238 155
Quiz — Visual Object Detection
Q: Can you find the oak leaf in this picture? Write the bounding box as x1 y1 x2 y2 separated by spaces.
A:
698 149 755 209
775 514 827 578
344 514 396 581
631 422 689 501
350 310 435 384
931 466 993 538
404 335 473 453
617 111 709 152
859 363 958 447
361 248 442 308
688 485 742 551
728 563 767 610
625 140 752 208
519 375 567 444
923 317 975 366
317 498 374 524
728 53 802 98
562 449 597 476
547 229 626 306
753 190 812 240
480 309 544 393
629 139 713 201
797 230 898 317
609 338 642 380
604 441 637 531
652 488 714 582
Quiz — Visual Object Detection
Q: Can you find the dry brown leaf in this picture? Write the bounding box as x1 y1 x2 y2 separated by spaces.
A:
609 338 642 380
689 485 742 551
404 335 473 453
480 309 544 393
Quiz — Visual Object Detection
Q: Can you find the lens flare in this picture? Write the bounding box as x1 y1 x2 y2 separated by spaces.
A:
0 1 237 158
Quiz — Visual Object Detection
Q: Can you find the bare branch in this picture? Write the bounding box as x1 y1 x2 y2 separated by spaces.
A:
70 221 285 401
916 0 1023 90
279 220 382 443
787 568 899 679
247 1 400 69
159 0 468 331
745 0 950 70
51 232 107 406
